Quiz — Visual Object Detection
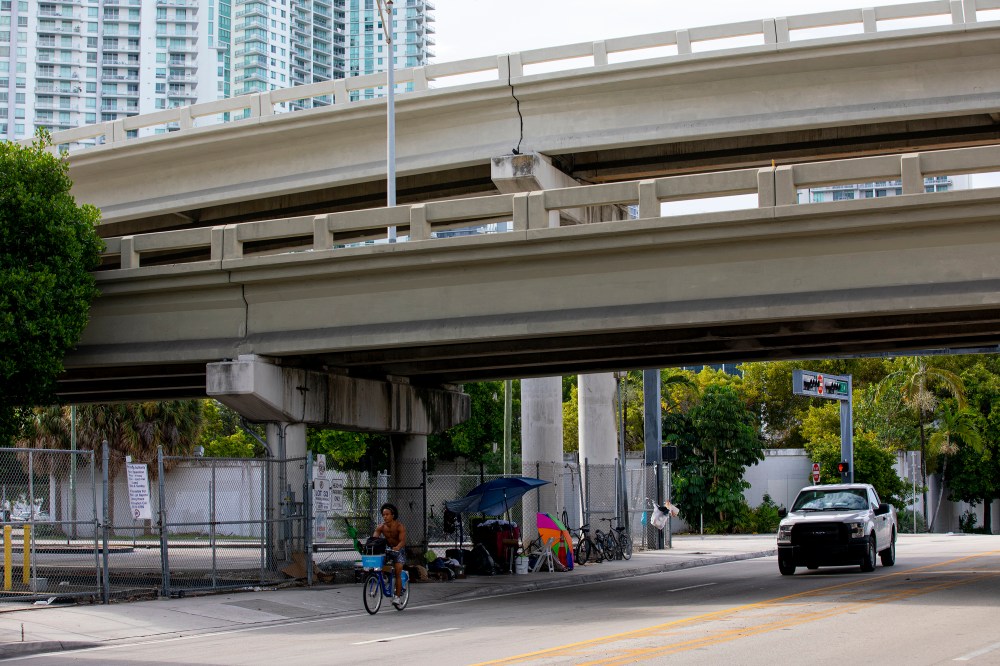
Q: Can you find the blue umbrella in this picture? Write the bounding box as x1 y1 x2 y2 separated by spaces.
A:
445 476 549 516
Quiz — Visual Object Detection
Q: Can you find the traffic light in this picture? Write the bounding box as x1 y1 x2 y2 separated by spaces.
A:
837 461 850 475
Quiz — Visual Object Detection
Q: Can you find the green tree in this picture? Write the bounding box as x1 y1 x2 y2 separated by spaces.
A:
0 133 103 445
562 383 579 453
674 384 763 530
944 364 1000 532
927 402 980 531
800 401 907 507
199 400 264 458
877 357 965 522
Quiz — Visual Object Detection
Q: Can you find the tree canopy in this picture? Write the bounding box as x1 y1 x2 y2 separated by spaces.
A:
0 134 103 445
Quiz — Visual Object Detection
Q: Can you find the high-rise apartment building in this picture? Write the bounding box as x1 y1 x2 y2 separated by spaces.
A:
0 0 434 141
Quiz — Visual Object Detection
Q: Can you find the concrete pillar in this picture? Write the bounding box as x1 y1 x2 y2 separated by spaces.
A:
578 373 618 525
265 422 307 566
520 377 563 542
390 434 426 547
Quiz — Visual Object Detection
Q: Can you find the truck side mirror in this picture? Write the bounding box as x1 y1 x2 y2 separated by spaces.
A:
875 503 891 516
778 508 787 518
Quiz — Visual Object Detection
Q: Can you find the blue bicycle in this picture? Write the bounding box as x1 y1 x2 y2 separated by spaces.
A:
361 552 409 614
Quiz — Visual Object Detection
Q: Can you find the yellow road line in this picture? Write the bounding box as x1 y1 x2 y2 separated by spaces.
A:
473 549 1000 666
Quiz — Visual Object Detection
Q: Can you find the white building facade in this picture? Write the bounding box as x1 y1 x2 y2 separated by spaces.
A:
0 0 434 141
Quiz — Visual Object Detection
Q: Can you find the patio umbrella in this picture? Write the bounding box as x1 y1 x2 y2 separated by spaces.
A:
445 476 549 517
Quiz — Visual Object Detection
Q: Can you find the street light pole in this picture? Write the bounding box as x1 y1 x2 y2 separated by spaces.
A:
376 0 397 242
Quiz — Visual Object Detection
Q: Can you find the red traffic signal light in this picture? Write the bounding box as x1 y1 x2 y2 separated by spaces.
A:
837 461 850 474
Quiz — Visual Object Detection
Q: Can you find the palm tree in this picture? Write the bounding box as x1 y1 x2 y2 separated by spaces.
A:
928 402 981 532
14 406 71 523
877 357 965 525
75 401 202 529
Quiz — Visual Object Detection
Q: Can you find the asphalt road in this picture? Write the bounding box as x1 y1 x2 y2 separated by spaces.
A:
9 535 1000 665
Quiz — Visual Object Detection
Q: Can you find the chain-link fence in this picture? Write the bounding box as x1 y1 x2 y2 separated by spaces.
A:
0 447 670 603
0 448 101 601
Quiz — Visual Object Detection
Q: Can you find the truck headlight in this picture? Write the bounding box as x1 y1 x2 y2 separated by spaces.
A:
848 522 865 538
778 525 793 543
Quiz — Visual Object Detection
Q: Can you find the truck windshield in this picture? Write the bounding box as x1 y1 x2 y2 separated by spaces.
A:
792 489 868 512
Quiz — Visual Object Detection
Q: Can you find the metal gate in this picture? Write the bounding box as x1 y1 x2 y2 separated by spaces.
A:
0 447 101 601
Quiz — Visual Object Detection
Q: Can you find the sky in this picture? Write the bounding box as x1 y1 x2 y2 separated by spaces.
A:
428 0 1000 190
431 0 926 62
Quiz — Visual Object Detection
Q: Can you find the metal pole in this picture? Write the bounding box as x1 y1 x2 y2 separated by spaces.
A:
378 0 397 242
70 405 77 540
422 459 428 547
210 459 217 589
101 441 110 604
158 446 169 598
503 379 513 476
304 454 312 587
666 462 672 549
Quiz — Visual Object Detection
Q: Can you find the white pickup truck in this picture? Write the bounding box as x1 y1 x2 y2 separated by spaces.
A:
776 483 897 575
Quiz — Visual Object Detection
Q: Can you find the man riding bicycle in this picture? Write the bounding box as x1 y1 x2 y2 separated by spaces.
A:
373 503 407 608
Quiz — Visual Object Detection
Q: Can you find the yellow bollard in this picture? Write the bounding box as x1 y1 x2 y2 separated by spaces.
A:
3 525 10 591
22 524 30 586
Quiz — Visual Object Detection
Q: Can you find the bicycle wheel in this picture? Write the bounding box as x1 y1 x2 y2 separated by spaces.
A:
575 535 592 565
604 529 620 560
363 574 382 615
619 530 633 560
392 573 410 611
593 532 607 562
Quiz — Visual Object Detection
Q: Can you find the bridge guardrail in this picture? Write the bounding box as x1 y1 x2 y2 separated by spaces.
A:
97 143 1000 271
38 0 1000 154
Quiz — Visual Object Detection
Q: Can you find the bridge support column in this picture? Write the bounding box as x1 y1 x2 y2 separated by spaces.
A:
520 377 563 544
390 434 427 547
264 422 307 568
493 153 620 535
578 373 618 526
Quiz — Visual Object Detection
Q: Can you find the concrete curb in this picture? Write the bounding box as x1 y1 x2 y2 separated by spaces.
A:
441 548 777 601
0 641 99 660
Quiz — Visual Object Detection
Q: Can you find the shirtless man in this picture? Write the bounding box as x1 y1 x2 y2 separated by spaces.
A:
373 503 407 606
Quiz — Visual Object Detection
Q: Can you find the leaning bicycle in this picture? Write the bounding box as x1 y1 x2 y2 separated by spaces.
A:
361 546 409 614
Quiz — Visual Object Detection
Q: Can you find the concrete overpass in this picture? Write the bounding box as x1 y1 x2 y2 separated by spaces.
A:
46 0 1000 239
61 144 1000 404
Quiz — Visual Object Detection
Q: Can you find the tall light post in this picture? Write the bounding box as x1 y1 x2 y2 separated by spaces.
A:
375 0 397 242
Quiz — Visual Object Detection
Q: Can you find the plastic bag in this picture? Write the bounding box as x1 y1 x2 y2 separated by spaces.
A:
650 505 669 530
650 502 680 530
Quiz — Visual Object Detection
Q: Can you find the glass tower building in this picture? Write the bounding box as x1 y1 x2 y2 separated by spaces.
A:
0 0 434 141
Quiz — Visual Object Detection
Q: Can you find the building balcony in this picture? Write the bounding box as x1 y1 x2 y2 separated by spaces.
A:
167 42 197 53
235 6 267 19
101 74 139 82
166 73 198 83
156 0 198 6
167 90 197 100
234 45 267 57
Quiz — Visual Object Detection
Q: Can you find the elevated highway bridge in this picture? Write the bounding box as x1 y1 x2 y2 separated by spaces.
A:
48 0 1000 237
37 1 1000 427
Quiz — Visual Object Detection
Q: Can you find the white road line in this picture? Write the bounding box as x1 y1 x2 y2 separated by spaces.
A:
954 640 1000 661
352 627 459 645
668 583 716 593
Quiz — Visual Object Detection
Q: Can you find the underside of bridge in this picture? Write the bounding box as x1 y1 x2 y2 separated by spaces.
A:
96 112 1000 241
56 307 1000 403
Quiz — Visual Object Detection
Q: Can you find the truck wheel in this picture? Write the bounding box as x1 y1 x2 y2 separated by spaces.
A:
879 530 896 566
778 556 796 576
860 536 877 572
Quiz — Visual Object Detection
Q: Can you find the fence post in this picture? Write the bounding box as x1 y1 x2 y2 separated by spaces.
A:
101 441 110 604
90 450 100 596
158 445 169 598
211 458 218 589
422 459 428 547
304 454 313 587
260 459 268 584
584 457 590 528
26 450 33 586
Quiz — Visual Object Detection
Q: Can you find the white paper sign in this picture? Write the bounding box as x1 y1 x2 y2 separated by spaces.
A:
329 477 344 513
314 476 331 513
314 511 328 542
125 462 152 521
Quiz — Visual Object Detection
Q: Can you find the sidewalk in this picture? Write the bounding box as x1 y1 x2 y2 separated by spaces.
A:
0 534 776 661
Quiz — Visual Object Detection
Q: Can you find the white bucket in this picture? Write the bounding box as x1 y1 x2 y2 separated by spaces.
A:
514 556 529 575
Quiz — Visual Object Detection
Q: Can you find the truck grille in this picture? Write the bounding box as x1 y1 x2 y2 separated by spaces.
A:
791 522 847 546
